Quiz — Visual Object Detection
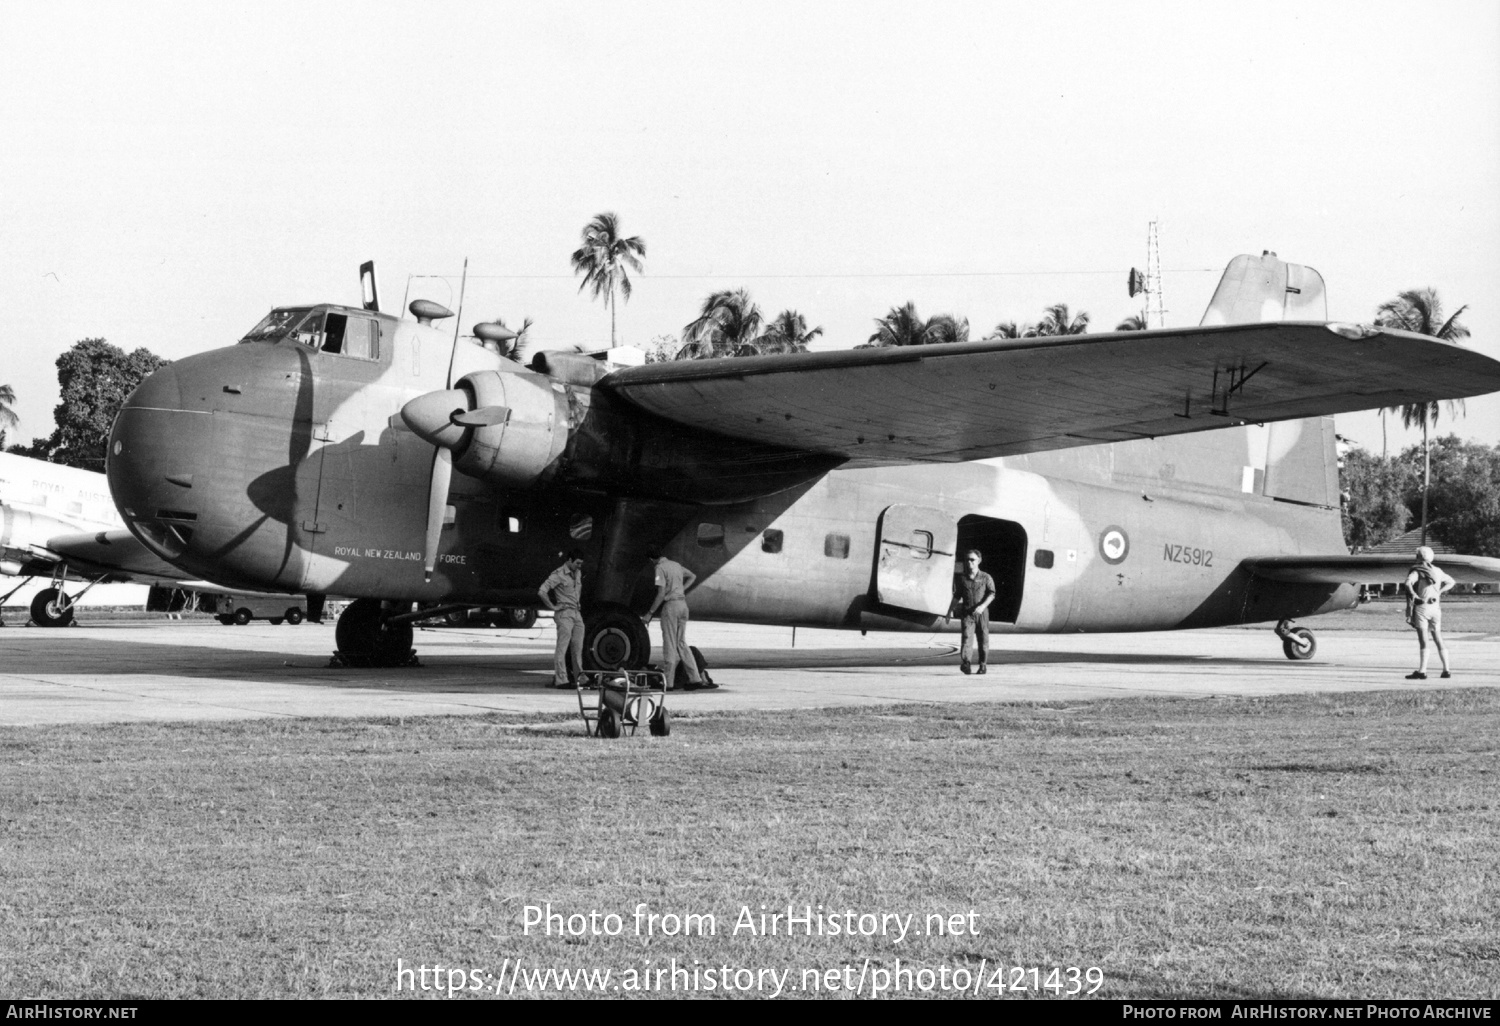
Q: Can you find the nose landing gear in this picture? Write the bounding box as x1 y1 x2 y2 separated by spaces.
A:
1275 619 1317 661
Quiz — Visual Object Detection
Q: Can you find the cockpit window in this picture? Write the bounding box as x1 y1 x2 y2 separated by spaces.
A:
239 307 313 344
238 306 379 360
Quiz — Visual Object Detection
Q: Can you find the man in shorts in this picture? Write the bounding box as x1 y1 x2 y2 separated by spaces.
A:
1403 545 1455 680
538 550 586 688
642 551 714 690
947 548 996 674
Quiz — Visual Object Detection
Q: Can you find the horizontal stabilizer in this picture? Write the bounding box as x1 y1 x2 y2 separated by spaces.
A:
603 322 1500 467
1242 554 1500 586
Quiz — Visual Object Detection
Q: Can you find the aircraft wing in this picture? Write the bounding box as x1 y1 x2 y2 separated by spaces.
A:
600 322 1500 466
39 529 201 584
1242 554 1500 585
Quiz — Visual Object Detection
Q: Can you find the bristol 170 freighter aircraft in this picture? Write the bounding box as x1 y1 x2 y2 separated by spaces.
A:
106 253 1500 668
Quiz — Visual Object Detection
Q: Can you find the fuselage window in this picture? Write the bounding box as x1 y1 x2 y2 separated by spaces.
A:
824 533 850 559
291 310 325 348
697 523 725 547
908 530 933 559
761 529 784 554
1034 548 1055 569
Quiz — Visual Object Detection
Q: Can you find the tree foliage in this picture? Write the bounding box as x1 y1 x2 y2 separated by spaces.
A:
1340 448 1413 550
1398 435 1500 557
866 303 969 347
569 212 646 347
757 310 823 354
1116 313 1149 331
14 338 166 470
1374 288 1470 430
1029 303 1089 336
0 383 17 450
680 289 764 358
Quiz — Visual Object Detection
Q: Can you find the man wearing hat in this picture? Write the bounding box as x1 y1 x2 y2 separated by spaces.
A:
1402 545 1455 680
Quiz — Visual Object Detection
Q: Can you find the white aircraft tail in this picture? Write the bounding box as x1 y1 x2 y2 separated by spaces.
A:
1200 252 1327 326
1197 252 1336 508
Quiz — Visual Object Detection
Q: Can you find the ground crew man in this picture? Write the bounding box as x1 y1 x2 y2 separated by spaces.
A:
538 550 586 688
947 548 996 674
1403 545 1455 680
642 551 713 690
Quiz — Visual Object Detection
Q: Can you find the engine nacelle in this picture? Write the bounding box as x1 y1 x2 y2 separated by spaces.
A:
453 369 570 488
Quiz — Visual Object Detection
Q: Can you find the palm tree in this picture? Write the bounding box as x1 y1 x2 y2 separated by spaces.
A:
681 289 763 358
1029 303 1090 336
1374 287 1470 543
868 302 929 347
569 212 646 347
1116 313 1149 331
486 315 533 363
755 310 822 355
922 314 970 346
988 320 1027 339
0 383 16 449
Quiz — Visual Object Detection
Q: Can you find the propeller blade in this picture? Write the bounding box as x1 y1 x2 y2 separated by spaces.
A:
451 405 509 428
423 447 453 581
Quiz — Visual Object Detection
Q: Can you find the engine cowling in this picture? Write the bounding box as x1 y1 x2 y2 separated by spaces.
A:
455 369 570 487
400 369 570 489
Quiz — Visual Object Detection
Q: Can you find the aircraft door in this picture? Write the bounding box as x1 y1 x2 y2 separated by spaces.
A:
874 504 958 615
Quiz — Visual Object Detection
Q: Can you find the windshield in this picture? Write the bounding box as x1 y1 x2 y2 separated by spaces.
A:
239 307 318 344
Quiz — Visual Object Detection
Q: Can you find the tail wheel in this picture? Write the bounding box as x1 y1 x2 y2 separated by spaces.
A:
1282 627 1316 661
583 606 650 671
285 608 303 625
30 588 74 628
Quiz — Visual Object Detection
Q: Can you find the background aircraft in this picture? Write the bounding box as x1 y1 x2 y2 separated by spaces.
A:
105 253 1500 667
0 451 304 626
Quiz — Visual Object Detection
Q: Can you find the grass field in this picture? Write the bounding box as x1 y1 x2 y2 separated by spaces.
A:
1 690 1496 999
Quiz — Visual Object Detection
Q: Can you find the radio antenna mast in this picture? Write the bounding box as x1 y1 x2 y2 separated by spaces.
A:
1127 220 1167 328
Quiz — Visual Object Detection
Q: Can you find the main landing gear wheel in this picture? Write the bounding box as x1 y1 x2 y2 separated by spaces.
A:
335 598 416 668
30 588 74 628
1276 620 1317 661
583 606 650 671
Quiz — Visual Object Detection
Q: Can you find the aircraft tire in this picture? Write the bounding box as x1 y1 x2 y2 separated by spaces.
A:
506 607 538 629
233 607 253 626
1282 627 1316 661
335 598 415 668
30 589 74 628
285 608 303 625
583 606 650 671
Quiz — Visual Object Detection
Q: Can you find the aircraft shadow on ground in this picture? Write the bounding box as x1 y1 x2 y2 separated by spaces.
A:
0 634 1282 695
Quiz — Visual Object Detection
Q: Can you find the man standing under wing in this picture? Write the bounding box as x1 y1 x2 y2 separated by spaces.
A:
538 550 586 688
947 549 996 675
642 551 714 690
1404 545 1455 680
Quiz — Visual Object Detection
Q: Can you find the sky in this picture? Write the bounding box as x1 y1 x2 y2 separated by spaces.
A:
3 0 1497 457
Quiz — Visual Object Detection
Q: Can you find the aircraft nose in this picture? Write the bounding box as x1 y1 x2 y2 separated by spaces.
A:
108 363 206 559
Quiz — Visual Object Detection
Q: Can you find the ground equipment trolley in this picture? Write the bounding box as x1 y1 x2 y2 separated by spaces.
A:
576 669 671 738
